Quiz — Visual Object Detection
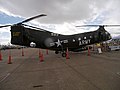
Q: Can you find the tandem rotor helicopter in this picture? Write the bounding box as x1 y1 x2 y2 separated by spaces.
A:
0 14 119 57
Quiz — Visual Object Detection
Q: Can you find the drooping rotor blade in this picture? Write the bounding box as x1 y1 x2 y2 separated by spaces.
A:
76 25 120 27
0 25 11 28
17 14 47 24
103 25 120 27
76 25 100 27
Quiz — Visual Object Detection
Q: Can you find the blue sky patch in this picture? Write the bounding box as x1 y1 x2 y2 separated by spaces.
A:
0 12 24 24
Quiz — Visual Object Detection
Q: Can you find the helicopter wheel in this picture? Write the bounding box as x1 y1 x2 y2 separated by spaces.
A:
55 51 59 54
62 52 66 57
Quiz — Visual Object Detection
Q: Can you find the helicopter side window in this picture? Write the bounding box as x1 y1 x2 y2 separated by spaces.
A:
51 33 53 36
84 37 86 39
78 38 81 41
105 32 108 35
51 33 59 36
90 36 92 38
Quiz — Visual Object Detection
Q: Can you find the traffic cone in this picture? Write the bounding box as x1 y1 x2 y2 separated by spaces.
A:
66 47 70 59
0 50 2 61
40 53 44 62
8 50 12 64
22 48 24 56
46 49 48 55
87 46 90 56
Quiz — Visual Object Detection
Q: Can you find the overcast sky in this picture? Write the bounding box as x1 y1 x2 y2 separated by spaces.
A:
0 0 120 44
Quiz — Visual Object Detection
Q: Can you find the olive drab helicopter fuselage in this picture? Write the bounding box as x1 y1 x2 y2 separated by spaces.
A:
10 24 111 57
0 14 114 57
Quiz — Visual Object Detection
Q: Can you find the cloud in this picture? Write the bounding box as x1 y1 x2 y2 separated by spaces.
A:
1 0 120 24
0 26 10 44
0 32 10 38
0 0 120 38
0 0 114 23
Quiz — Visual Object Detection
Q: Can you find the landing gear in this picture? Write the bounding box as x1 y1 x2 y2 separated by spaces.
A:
55 51 59 54
62 52 66 57
55 51 66 57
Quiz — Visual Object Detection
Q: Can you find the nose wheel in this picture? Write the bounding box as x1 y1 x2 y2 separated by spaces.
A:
62 52 66 57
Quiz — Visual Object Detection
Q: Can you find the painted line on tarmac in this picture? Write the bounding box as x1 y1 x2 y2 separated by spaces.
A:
0 73 11 83
116 72 120 79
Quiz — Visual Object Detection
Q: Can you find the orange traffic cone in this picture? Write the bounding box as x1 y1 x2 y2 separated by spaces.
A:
0 50 2 61
8 50 12 64
22 48 24 56
66 47 70 59
87 46 90 56
40 53 44 62
46 49 48 55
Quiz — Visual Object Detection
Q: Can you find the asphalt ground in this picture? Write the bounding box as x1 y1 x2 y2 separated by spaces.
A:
0 48 120 90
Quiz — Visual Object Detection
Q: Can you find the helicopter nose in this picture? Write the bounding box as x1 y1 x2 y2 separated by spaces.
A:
109 34 112 39
106 31 112 40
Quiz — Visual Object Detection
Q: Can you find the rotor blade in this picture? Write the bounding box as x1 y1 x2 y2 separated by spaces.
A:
76 25 120 27
104 25 120 27
18 14 47 24
76 25 103 27
0 25 11 28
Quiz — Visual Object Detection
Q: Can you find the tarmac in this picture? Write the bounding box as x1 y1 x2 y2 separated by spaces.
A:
0 48 120 90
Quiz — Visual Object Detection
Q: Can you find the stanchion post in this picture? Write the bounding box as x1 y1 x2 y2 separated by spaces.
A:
87 46 90 56
66 47 70 59
8 49 12 64
46 49 48 55
22 48 24 56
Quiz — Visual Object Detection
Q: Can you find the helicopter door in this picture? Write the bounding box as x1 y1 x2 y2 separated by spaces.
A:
93 32 98 42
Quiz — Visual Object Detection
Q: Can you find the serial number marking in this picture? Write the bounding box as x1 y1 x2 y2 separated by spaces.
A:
13 32 21 36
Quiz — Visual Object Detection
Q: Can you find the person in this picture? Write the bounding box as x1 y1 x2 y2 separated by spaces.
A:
97 43 102 54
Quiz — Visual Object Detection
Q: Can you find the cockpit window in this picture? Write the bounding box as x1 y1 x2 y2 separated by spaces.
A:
105 32 108 35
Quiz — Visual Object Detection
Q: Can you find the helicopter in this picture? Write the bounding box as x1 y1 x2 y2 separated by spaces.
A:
0 14 118 57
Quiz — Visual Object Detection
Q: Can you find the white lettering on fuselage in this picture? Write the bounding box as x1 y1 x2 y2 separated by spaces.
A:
50 43 55 47
49 39 68 47
63 40 68 43
49 38 91 47
79 39 91 46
